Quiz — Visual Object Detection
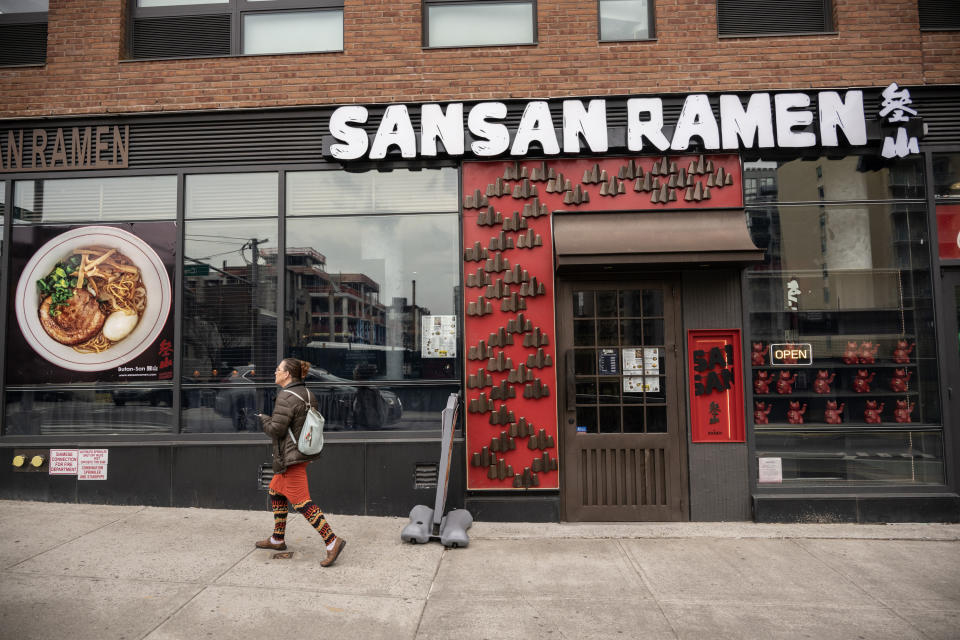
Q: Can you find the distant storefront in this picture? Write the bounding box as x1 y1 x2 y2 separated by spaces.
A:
1 84 958 522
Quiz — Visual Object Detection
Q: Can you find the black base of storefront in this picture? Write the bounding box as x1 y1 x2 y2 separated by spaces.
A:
753 493 960 523
465 493 561 522
0 440 466 517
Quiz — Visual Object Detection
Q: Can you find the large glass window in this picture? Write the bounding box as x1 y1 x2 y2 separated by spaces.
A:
599 0 653 41
129 0 343 59
424 1 536 48
13 176 177 223
0 0 48 66
745 155 943 486
181 174 278 432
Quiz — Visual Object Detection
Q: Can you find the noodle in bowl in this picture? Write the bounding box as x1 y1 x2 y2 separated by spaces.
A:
15 226 172 372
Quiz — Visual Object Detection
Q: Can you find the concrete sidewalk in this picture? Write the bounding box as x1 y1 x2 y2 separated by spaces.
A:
1 500 958 640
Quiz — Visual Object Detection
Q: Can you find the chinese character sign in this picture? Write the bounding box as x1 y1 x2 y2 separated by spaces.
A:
688 329 745 443
880 82 920 159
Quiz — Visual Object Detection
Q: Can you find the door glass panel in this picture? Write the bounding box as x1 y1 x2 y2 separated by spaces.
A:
643 289 663 316
573 319 595 346
597 291 618 316
576 406 598 434
599 406 621 432
568 285 670 434
574 349 596 375
572 291 594 317
597 320 619 345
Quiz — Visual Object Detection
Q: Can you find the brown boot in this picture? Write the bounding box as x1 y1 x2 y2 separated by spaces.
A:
255 538 287 551
320 537 346 567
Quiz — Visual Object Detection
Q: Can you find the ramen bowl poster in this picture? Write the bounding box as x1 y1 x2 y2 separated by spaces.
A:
6 223 175 384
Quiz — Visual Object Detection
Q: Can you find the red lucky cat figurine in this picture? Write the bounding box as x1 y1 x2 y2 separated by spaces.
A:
893 399 915 423
751 342 766 366
812 370 836 394
824 400 845 424
842 341 859 365
892 340 915 364
754 371 773 395
864 400 885 424
858 341 879 364
786 401 807 424
853 369 876 393
754 401 772 425
776 370 797 394
889 368 913 392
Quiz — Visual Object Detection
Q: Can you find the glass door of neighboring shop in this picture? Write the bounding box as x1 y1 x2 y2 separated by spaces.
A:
942 270 960 452
556 278 687 521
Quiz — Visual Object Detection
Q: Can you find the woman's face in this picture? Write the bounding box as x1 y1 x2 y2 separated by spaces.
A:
275 363 291 386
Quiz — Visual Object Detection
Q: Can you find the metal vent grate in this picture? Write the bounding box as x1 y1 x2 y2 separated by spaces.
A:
258 463 274 491
919 0 960 30
415 462 438 489
717 0 831 36
132 15 231 59
0 23 47 66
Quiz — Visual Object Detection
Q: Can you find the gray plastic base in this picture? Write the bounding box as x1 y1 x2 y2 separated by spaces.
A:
401 505 473 548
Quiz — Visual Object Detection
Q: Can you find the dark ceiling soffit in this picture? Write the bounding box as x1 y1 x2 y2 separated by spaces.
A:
553 209 765 267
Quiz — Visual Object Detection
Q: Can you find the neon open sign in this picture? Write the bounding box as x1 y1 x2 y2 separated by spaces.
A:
769 343 813 366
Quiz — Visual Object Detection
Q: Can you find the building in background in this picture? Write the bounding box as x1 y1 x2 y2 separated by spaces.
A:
0 0 958 522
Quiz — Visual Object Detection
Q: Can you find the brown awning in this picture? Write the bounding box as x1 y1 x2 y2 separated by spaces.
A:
553 210 764 268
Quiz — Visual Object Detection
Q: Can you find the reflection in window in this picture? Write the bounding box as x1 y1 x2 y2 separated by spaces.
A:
599 0 652 41
283 215 460 381
13 177 177 223
287 168 458 215
4 388 174 436
425 1 535 47
182 219 278 385
185 173 278 218
932 153 960 199
743 156 925 204
243 10 343 54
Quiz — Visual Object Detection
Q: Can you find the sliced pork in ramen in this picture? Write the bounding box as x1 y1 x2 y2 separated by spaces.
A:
39 289 106 346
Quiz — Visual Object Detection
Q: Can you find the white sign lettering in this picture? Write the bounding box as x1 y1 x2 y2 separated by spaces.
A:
325 89 906 161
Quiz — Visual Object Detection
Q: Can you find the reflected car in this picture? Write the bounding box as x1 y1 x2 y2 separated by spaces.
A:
214 367 402 430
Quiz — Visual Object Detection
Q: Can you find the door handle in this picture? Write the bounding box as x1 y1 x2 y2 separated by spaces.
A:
566 350 576 411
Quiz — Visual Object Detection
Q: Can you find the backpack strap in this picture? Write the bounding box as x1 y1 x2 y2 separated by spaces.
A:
281 388 313 444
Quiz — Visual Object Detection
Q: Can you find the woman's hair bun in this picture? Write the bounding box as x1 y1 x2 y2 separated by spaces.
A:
299 360 311 379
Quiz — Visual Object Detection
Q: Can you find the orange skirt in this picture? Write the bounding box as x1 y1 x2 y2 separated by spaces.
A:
268 462 312 505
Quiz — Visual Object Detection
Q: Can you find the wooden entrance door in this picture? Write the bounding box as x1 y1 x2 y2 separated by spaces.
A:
558 278 688 521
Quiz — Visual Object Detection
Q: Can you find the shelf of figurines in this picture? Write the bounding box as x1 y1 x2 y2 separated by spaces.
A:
753 395 920 425
750 339 918 369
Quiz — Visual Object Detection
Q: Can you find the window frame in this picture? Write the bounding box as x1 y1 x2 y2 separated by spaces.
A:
716 0 834 39
422 0 538 49
127 0 344 60
596 0 656 43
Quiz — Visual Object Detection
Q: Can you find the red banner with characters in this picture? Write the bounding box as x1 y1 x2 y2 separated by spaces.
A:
688 329 745 443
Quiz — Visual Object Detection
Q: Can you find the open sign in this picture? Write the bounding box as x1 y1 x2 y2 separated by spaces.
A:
769 343 813 366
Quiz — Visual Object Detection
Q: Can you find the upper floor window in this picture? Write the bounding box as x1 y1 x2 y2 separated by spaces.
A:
128 0 343 60
599 0 654 41
717 0 833 37
918 0 960 31
0 0 48 66
424 0 536 48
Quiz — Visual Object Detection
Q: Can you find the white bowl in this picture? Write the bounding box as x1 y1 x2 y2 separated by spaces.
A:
15 226 172 372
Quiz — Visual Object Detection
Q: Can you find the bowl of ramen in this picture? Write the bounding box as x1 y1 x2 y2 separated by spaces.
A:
15 226 172 372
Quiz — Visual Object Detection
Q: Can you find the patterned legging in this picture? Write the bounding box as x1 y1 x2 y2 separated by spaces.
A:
269 489 335 545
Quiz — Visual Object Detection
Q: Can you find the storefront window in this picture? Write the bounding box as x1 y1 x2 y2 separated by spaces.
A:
286 168 457 215
4 388 174 435
932 153 960 199
13 176 177 222
745 155 943 486
181 174 278 433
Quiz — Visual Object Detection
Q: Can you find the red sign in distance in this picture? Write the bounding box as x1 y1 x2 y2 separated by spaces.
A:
937 204 960 260
688 329 745 443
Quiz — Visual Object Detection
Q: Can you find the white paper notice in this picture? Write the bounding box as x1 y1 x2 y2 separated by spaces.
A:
758 457 783 483
643 348 660 373
78 449 108 481
622 348 644 373
623 376 660 393
422 315 457 358
49 449 79 476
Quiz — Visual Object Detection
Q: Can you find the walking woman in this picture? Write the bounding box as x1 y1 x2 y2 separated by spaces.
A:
256 357 346 567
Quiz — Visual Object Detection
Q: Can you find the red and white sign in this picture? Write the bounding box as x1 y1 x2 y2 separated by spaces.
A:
78 449 108 480
688 329 746 443
49 449 79 475
937 204 960 260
